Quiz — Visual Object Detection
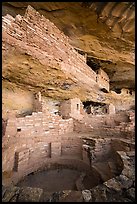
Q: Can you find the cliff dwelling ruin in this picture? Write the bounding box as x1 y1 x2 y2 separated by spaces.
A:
2 2 135 202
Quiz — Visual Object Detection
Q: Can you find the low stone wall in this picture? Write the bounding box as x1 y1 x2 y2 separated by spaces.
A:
91 138 111 163
4 112 73 140
2 5 100 102
111 139 135 152
3 141 135 202
2 101 135 188
61 136 83 158
82 138 111 165
73 111 134 140
2 111 73 174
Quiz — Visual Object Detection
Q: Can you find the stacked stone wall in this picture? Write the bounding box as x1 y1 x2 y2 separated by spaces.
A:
61 136 83 158
97 68 109 92
59 98 84 120
2 5 99 94
82 138 111 165
2 111 74 174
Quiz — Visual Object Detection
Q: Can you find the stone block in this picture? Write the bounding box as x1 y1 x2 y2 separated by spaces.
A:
51 142 61 158
18 187 43 202
14 148 29 172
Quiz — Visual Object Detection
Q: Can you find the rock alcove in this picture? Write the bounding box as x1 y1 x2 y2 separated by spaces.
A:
2 3 135 202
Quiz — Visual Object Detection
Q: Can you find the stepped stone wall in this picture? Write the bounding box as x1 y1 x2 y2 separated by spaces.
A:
2 5 110 101
96 68 109 92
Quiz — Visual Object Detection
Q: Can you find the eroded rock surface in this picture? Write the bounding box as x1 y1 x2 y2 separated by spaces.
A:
2 5 135 119
2 2 135 91
2 96 135 202
2 3 135 203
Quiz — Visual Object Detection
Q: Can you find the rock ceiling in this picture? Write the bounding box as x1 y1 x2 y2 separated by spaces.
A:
2 2 135 91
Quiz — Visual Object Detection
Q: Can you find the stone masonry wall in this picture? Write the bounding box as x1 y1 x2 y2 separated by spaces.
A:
107 103 115 114
61 135 83 159
2 111 73 173
97 68 109 92
82 138 111 166
73 111 133 137
59 98 84 120
59 100 71 119
2 5 101 95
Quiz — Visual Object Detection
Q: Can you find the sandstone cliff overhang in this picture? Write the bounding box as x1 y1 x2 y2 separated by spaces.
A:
2 5 109 102
2 2 135 91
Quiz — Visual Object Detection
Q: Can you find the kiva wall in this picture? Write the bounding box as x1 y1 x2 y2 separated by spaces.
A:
2 111 73 173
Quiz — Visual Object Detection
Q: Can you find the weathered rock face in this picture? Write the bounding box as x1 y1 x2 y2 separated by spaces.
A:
2 5 135 118
2 3 135 202
2 150 135 202
2 6 100 103
2 93 135 202
2 2 135 91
